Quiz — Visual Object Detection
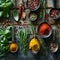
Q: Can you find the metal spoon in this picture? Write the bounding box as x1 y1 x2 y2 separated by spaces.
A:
24 0 28 8
10 26 18 53
50 29 58 53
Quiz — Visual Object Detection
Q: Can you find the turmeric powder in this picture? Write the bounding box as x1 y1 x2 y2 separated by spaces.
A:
29 38 40 52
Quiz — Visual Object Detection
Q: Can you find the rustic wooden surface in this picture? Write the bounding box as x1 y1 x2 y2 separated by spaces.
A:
0 0 60 60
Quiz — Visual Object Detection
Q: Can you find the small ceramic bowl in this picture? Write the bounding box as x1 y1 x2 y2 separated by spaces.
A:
49 42 58 53
29 37 40 54
9 43 18 53
29 13 37 22
28 0 40 11
49 8 60 19
38 22 52 38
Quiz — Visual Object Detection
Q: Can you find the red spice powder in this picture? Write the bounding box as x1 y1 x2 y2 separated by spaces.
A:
38 23 50 35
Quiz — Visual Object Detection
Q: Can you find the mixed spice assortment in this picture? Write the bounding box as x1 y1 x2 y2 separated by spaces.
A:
28 0 40 11
0 0 60 58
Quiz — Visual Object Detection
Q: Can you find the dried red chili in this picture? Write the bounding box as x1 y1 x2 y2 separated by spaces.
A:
18 5 24 21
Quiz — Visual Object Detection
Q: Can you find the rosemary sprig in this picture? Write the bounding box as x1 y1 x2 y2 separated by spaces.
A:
18 28 30 55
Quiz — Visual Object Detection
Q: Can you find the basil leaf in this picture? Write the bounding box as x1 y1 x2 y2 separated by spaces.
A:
6 26 12 30
5 2 12 7
0 11 3 17
13 9 18 21
0 29 4 35
6 0 10 2
0 0 5 4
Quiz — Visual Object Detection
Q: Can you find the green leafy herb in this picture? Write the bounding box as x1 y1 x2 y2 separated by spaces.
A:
18 28 30 55
0 11 3 17
13 9 18 21
39 0 45 19
0 0 13 18
0 26 12 56
58 24 60 28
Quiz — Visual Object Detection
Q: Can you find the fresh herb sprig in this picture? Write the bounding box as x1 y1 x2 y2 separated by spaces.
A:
0 0 13 18
18 28 30 55
0 26 12 56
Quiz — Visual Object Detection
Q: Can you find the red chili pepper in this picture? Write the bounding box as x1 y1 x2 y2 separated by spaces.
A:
18 5 24 21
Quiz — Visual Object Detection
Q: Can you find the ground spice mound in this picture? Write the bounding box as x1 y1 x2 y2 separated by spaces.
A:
38 23 50 35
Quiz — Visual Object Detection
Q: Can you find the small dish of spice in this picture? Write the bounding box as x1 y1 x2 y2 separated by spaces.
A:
49 42 58 53
50 8 60 19
29 13 37 22
38 22 52 38
9 43 18 53
28 0 40 11
29 37 40 54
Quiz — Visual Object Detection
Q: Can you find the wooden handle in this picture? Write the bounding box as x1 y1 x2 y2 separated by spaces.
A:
12 26 15 42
